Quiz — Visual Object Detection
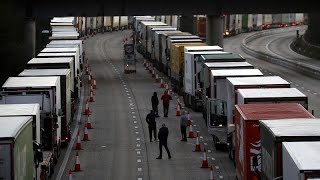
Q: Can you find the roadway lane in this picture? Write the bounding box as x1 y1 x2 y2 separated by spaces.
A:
224 26 320 118
57 30 236 180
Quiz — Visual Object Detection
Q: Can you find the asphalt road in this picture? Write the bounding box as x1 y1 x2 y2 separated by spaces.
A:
55 30 236 180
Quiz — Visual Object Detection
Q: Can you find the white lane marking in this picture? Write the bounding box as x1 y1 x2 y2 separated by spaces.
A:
131 107 134 110
137 138 140 141
101 146 106 148
55 84 84 180
138 178 142 180
128 96 131 99
307 90 311 92
127 93 130 96
215 166 219 169
295 84 299 86
301 87 305 89
135 126 138 129
126 90 129 93
314 93 318 95
138 168 142 172
124 85 127 87
134 121 137 124
219 175 223 179
137 144 140 147
204 143 208 146
132 111 135 114
200 136 203 139
129 100 132 102
137 151 141 155
137 159 141 163
211 158 215 160
135 131 139 134
207 150 211 153
129 103 134 106
193 125 197 127
133 116 136 118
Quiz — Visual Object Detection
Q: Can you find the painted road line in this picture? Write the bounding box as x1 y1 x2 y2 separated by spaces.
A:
55 85 84 180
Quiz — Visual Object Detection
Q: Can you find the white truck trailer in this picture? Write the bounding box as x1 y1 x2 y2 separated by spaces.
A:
260 118 320 180
0 76 62 164
0 116 35 180
225 76 291 161
19 69 72 147
48 40 84 61
205 69 263 148
282 141 320 180
26 57 77 100
0 104 55 179
150 27 177 61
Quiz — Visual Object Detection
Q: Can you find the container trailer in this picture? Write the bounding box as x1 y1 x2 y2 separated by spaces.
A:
19 69 72 147
0 104 55 179
0 116 35 180
205 69 263 148
260 118 320 180
241 14 253 32
48 40 84 60
0 76 62 164
234 103 314 180
112 16 120 31
104 16 112 31
120 16 128 30
185 60 252 111
252 14 263 30
282 141 320 180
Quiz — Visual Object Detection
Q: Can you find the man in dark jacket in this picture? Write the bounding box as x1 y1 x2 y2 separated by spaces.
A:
180 110 188 141
151 92 160 117
156 123 172 159
146 110 157 142
160 90 172 117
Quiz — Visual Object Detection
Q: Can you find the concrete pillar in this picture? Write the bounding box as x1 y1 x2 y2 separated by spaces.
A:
178 15 196 34
24 18 36 58
206 15 224 48
304 13 320 46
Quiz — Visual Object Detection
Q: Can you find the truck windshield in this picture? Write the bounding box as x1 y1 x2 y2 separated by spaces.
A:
209 99 227 127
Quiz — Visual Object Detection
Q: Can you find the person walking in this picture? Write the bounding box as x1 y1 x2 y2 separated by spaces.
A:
156 123 172 159
151 92 160 117
146 110 157 142
160 90 172 117
180 111 188 141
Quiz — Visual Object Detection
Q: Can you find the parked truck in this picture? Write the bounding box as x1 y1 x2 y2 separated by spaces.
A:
185 59 253 111
204 69 263 149
120 16 128 30
226 76 291 160
19 69 72 147
0 116 35 180
151 28 177 62
234 103 314 180
0 76 62 164
282 141 320 180
252 14 263 31
26 57 77 101
0 104 55 179
241 14 253 32
104 16 112 31
259 118 320 180
112 16 120 31
170 42 209 94
47 40 84 61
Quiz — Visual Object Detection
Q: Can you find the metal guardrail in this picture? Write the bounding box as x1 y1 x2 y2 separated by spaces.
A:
241 27 320 80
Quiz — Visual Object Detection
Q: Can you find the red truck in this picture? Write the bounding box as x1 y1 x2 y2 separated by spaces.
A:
234 103 314 180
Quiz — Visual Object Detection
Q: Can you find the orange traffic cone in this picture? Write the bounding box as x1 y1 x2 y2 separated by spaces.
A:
74 152 81 171
88 91 94 102
86 66 89 75
155 74 159 82
93 79 97 89
83 123 89 141
201 148 209 168
75 130 82 150
187 111 192 126
188 125 195 138
86 115 92 129
88 74 92 84
90 85 94 94
177 97 182 109
160 79 165 88
210 166 214 180
194 133 202 152
83 100 91 115
176 103 181 116
68 169 73 180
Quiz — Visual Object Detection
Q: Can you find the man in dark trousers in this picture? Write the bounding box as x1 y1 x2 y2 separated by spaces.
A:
160 90 172 117
180 110 188 141
146 110 157 142
151 92 160 117
156 123 172 159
